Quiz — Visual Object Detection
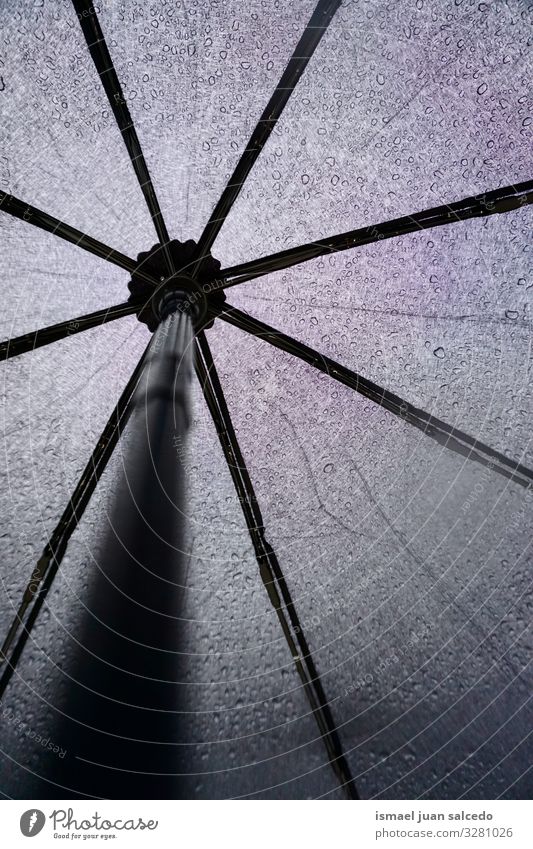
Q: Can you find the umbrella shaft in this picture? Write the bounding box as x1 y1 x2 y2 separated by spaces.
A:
46 309 194 798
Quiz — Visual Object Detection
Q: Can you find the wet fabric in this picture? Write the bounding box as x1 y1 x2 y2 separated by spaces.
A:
0 0 531 799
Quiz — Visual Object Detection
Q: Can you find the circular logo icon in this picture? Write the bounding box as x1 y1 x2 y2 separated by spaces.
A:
20 810 46 837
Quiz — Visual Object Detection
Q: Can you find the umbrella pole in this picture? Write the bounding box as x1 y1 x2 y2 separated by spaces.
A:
45 302 194 798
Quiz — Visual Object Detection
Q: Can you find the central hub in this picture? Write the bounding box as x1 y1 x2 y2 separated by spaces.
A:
127 238 224 331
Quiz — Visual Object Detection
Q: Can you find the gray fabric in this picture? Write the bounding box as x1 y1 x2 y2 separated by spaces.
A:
0 0 531 799
0 383 340 799
208 319 532 798
231 207 533 468
0 318 149 652
216 0 531 265
0 216 128 337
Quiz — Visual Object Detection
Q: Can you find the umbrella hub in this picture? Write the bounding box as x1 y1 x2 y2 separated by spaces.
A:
127 239 224 331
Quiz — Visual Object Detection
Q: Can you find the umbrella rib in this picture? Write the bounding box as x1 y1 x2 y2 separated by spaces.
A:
192 0 342 269
0 302 138 361
0 192 157 287
215 304 533 491
218 179 533 288
72 0 175 276
0 345 149 702
195 331 358 800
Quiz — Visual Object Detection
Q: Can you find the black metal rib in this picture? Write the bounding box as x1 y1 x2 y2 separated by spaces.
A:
0 346 149 701
0 192 157 286
0 302 137 361
215 304 533 490
72 0 174 277
193 0 342 267
218 180 533 288
195 332 358 800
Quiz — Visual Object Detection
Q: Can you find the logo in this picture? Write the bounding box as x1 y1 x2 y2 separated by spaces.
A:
20 810 46 837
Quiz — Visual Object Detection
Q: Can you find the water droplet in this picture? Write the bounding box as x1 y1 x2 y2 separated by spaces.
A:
323 463 334 474
433 346 445 359
505 309 519 320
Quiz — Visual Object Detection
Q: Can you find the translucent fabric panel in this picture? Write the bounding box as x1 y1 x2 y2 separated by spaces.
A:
0 215 130 339
0 378 341 799
164 380 343 799
0 317 149 650
0 0 529 805
208 319 532 798
230 205 533 468
97 0 316 242
0 0 155 257
216 0 532 265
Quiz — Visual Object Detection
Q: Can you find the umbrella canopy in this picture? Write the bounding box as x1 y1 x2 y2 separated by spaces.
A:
0 0 531 800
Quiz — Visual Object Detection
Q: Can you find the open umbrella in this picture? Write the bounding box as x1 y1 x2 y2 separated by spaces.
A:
0 0 531 800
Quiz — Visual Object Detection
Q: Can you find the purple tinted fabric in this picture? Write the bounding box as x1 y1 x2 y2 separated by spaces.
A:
0 0 531 799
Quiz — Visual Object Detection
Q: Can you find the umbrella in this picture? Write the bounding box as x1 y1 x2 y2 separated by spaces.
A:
0 0 531 800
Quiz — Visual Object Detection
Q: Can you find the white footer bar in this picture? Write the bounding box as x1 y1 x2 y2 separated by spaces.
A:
1 799 530 848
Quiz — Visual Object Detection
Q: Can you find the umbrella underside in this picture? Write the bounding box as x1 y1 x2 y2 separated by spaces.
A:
0 0 531 799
